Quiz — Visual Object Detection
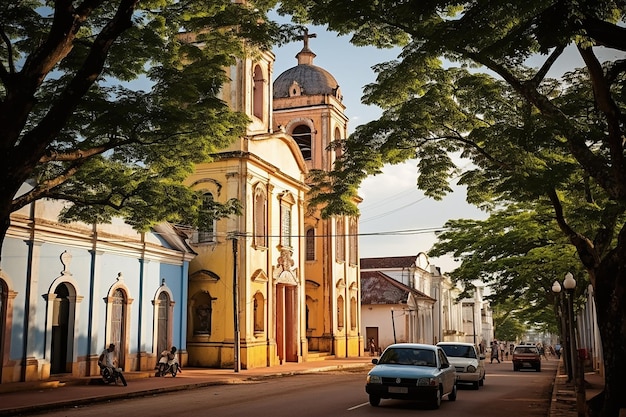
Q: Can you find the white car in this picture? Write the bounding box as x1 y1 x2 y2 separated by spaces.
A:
366 343 457 409
437 342 485 389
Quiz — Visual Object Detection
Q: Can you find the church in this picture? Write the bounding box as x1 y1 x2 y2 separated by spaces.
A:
183 30 363 369
0 29 362 384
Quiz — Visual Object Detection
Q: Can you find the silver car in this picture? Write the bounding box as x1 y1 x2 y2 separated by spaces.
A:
365 343 457 409
437 342 486 389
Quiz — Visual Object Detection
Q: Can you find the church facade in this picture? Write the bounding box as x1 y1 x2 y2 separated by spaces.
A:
184 34 363 369
0 32 363 384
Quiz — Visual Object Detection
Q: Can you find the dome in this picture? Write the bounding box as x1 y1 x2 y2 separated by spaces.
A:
273 64 341 98
273 32 342 100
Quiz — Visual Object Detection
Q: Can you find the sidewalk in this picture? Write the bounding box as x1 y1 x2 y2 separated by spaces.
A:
0 356 606 417
548 359 605 417
0 357 373 416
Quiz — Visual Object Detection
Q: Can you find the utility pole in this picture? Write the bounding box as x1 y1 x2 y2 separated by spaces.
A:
230 233 240 373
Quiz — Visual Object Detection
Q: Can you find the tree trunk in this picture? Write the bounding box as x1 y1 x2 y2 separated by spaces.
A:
591 261 626 417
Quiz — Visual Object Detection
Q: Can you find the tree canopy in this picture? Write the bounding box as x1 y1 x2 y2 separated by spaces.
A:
0 0 299 260
277 1 626 415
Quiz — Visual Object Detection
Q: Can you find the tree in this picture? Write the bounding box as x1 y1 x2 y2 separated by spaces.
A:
429 203 583 341
0 0 288 264
491 298 529 343
277 1 626 415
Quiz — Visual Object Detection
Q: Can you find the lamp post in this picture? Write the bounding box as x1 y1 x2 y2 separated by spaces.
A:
553 273 585 417
390 307 397 344
563 272 577 386
551 280 572 381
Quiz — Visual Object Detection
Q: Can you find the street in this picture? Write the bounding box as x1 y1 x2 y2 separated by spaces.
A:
29 360 557 417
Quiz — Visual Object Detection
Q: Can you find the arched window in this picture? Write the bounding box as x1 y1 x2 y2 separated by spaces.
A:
350 296 357 330
198 192 217 243
334 127 343 161
253 65 264 120
336 217 345 262
253 292 265 333
292 125 312 160
281 204 292 248
193 292 213 336
305 228 315 261
254 186 267 248
278 192 295 248
337 295 345 330
349 217 358 265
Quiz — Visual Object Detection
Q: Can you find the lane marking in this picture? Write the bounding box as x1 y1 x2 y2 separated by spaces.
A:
347 402 370 410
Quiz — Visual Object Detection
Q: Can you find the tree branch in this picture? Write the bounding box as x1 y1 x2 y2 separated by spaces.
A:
531 45 565 87
11 160 86 211
18 0 139 170
547 187 598 269
0 27 14 81
577 45 626 193
582 17 626 51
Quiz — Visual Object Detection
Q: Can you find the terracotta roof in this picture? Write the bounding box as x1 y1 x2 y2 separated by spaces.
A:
361 271 434 304
360 256 417 270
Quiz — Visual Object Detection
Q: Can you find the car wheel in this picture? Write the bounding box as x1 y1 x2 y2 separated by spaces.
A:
431 388 442 409
536 365 541 372
479 375 485 386
369 395 380 407
513 365 519 371
472 380 480 390
449 384 457 401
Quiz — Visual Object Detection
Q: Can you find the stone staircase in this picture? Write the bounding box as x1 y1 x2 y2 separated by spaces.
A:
306 351 336 362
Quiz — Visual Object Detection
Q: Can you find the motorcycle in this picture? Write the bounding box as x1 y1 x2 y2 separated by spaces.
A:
155 350 179 377
100 365 128 386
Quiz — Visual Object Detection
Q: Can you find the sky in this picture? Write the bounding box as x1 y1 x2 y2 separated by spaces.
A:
271 25 487 273
269 18 626 274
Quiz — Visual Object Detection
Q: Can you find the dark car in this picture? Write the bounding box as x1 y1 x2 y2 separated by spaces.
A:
365 343 457 409
512 344 541 372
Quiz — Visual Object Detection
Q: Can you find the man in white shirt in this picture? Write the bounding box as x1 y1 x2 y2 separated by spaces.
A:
98 343 127 386
99 343 116 369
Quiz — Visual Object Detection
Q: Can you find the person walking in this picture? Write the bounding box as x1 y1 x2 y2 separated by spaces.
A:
490 340 501 363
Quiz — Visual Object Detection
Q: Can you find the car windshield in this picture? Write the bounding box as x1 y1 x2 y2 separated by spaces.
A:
439 345 476 359
514 347 538 354
378 348 437 367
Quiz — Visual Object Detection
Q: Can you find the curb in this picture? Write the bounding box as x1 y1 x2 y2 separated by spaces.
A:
0 362 372 416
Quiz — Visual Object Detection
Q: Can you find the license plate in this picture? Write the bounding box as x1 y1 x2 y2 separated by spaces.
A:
388 386 408 394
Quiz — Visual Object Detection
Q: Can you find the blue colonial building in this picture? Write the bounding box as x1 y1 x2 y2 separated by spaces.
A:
0 188 194 383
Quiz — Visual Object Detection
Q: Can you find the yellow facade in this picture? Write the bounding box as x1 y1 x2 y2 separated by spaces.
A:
185 37 363 369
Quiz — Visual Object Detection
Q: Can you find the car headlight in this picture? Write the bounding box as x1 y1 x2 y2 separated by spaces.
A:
367 375 382 384
467 365 477 373
417 377 437 386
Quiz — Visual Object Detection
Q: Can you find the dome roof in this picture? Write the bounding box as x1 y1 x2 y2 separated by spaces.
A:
273 32 341 100
273 64 340 98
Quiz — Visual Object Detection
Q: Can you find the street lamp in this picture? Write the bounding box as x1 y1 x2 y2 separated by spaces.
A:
563 273 577 385
553 272 585 417
390 307 397 344
551 280 571 381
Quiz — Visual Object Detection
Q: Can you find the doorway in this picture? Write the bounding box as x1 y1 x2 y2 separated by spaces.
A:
110 289 126 369
156 291 170 355
51 283 72 374
366 327 380 356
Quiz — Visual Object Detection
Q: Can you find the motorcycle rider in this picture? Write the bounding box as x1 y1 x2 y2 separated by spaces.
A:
98 343 127 386
157 346 181 375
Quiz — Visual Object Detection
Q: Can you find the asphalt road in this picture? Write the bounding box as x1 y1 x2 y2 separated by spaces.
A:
31 359 557 417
